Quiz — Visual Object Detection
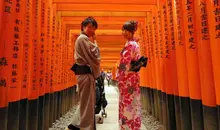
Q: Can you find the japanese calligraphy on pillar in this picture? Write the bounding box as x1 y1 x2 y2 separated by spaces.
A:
1 1 10 106
146 22 151 61
4 0 12 13
135 23 145 56
186 0 196 49
0 57 8 66
213 0 220 39
158 10 164 58
163 5 170 58
167 0 176 50
200 2 210 40
22 0 31 90
153 17 159 58
56 17 60 86
51 11 56 88
45 4 51 87
32 0 39 90
0 79 6 87
175 0 184 46
148 19 154 58
40 0 45 89
140 23 147 57
11 0 23 89
61 25 64 85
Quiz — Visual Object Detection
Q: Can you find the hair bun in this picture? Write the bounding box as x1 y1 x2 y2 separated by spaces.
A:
130 20 138 31
122 20 138 33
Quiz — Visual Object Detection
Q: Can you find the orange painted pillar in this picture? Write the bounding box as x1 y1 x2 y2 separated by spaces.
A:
68 31 76 86
136 23 145 87
145 14 153 115
152 12 163 122
19 0 33 129
0 1 3 41
140 22 148 88
53 10 60 120
163 0 180 129
206 0 220 128
181 0 207 129
7 0 25 130
61 21 67 113
1 0 25 130
43 0 53 129
39 0 46 98
159 1 178 129
38 0 46 129
172 0 191 129
158 1 169 128
144 21 150 88
144 16 153 114
146 12 157 118
46 0 52 96
156 8 165 124
49 3 57 127
55 12 62 93
0 1 10 130
195 0 218 129
28 0 41 129
43 1 52 128
148 13 158 121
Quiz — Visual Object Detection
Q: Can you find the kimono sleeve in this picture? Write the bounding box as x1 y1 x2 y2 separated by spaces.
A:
120 44 133 71
77 37 100 78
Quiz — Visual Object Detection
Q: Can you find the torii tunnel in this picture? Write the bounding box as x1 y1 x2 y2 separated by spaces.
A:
0 0 220 130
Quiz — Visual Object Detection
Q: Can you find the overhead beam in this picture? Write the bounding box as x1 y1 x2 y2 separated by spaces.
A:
63 21 137 25
60 11 147 17
70 29 123 35
53 0 157 5
66 24 123 30
56 4 156 12
62 16 145 21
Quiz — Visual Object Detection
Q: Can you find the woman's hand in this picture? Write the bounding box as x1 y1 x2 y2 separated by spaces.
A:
89 34 97 44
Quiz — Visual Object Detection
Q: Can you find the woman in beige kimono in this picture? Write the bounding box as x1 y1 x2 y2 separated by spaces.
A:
66 17 100 130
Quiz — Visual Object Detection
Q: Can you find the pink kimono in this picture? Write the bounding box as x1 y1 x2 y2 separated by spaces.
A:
116 41 142 130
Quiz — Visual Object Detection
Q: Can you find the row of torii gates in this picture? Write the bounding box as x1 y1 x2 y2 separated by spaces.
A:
0 0 220 130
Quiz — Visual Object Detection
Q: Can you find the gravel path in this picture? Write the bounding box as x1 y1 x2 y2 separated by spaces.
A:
49 106 166 130
141 109 166 130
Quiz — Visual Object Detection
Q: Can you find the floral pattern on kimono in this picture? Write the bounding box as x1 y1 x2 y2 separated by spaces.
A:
116 41 141 130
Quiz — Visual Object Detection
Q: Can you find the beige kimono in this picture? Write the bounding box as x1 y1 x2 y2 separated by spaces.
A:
71 33 100 130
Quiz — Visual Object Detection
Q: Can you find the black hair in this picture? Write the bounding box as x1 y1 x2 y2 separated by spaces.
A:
81 17 98 31
122 20 138 34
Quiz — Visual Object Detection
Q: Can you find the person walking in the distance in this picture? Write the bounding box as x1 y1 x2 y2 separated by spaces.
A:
106 70 112 86
67 17 100 130
100 69 106 86
116 20 142 130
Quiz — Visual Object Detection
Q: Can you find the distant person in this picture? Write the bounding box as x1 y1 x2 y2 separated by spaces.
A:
100 69 106 86
106 71 112 86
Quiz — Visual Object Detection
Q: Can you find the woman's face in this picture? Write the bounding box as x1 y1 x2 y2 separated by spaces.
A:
83 23 96 37
122 29 133 40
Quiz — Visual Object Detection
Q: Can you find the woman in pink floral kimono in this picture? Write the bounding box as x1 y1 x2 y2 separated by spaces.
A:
116 20 142 130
